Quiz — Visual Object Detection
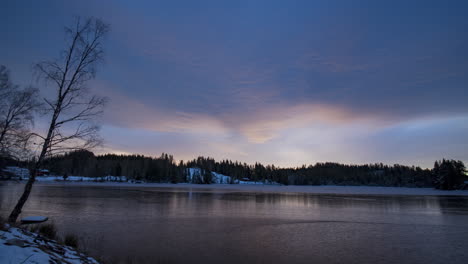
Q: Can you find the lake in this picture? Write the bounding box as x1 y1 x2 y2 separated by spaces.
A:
1 182 468 264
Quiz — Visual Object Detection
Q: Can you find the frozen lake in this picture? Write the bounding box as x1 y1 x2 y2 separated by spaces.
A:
1 182 468 263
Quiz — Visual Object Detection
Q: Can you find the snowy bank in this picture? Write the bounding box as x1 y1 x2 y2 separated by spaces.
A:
29 182 468 196
0 226 99 264
186 168 279 185
34 175 128 182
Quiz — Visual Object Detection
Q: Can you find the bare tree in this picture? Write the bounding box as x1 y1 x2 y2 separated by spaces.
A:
8 17 109 223
0 65 40 160
0 66 15 117
0 84 40 159
0 65 13 97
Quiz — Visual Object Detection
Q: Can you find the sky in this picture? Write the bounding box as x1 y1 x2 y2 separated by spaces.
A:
1 0 467 168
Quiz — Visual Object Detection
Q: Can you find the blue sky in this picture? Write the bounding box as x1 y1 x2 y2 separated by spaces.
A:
1 0 467 168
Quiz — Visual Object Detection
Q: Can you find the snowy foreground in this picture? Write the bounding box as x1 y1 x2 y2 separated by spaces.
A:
0 226 99 264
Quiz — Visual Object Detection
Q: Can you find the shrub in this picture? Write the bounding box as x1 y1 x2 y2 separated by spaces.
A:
64 234 79 248
27 224 39 233
0 216 7 230
38 223 57 240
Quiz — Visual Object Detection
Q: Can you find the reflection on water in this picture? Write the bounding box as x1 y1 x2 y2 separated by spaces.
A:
1 182 468 264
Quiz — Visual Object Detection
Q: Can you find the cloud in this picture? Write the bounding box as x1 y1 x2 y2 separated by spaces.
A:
230 103 374 143
93 80 386 144
99 87 230 136
6 0 466 167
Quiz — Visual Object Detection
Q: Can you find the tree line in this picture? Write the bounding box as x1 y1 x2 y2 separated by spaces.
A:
6 150 463 190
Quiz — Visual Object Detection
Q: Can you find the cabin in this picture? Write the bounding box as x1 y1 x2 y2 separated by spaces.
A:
1 167 49 179
2 166 30 179
37 169 49 176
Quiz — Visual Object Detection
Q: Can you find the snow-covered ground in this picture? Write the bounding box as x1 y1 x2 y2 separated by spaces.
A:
9 167 278 185
29 181 468 196
0 225 99 264
186 168 236 184
4 167 468 196
186 168 278 185
34 175 128 182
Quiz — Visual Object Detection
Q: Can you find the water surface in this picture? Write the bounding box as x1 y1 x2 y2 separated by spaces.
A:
1 182 467 264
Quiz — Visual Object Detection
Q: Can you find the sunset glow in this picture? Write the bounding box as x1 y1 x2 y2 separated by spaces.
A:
2 0 467 168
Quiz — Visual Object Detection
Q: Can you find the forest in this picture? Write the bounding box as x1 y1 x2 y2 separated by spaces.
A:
3 150 465 190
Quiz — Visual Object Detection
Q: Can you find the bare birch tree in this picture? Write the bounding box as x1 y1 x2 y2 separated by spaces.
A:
8 17 110 223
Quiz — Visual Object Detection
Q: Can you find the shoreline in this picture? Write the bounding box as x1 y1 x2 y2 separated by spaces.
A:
7 180 468 196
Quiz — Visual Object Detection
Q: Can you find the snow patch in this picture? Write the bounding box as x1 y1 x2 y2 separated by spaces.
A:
21 216 48 223
186 168 279 185
34 175 128 182
0 226 99 264
29 182 468 196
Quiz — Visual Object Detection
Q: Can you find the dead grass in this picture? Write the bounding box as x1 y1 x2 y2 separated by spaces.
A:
0 215 6 230
37 223 57 240
64 233 79 248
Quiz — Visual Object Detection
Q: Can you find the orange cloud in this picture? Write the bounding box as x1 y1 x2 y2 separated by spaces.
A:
225 103 381 143
94 81 384 144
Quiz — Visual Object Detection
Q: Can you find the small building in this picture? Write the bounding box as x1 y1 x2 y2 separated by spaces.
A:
2 166 30 179
37 169 49 176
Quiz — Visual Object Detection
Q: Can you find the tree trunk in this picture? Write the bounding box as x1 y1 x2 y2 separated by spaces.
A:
7 17 108 223
8 112 56 223
8 167 37 223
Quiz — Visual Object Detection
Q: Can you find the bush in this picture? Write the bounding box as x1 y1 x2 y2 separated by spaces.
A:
64 234 79 248
27 224 37 233
38 223 57 240
0 216 7 230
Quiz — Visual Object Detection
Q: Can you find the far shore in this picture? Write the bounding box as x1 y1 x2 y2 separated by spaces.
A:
6 180 468 196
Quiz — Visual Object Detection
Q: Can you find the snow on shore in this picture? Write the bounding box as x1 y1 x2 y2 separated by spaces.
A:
34 175 128 182
5 167 468 196
30 181 468 196
0 226 99 264
186 168 278 185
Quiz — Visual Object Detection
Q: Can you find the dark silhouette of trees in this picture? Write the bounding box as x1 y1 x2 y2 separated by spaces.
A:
8 17 109 223
0 65 40 159
36 151 468 192
433 159 466 190
37 151 441 189
115 163 122 177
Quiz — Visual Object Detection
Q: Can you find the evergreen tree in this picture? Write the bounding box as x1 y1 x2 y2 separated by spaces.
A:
433 159 466 190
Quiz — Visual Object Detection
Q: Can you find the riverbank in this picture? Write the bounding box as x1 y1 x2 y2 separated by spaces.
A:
0 224 99 264
12 181 468 196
